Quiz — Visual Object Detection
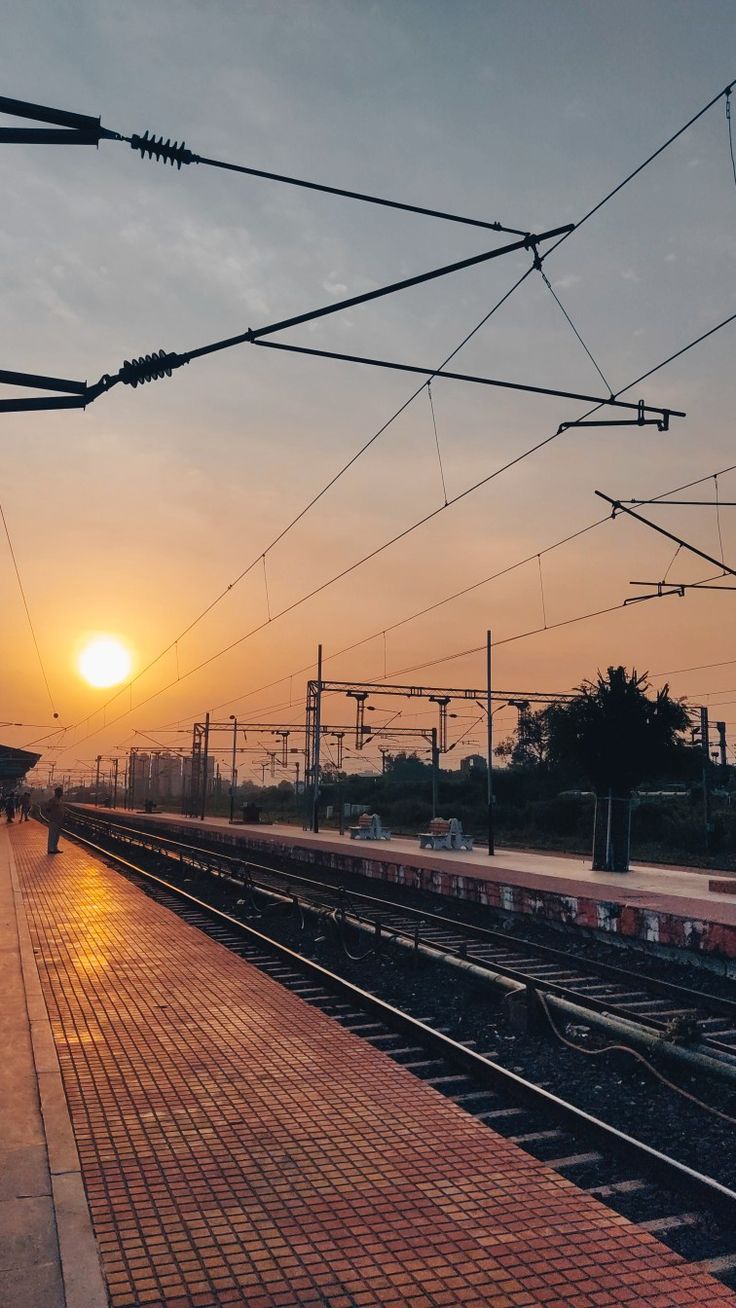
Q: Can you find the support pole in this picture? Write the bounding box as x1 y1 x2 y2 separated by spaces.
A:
486 629 495 855
701 705 711 852
201 711 210 821
431 727 439 819
311 645 323 834
112 758 119 809
95 754 101 806
229 716 237 823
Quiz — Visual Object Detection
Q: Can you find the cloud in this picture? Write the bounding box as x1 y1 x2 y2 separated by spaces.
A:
323 277 348 296
551 273 582 291
620 267 640 284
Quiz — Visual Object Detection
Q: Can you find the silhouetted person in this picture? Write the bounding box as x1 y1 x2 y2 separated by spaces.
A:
20 792 31 821
4 793 16 823
43 787 65 853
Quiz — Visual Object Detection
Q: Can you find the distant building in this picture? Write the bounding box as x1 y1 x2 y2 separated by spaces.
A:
460 754 487 776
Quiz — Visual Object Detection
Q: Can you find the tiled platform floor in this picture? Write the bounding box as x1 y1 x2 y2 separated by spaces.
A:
11 821 736 1307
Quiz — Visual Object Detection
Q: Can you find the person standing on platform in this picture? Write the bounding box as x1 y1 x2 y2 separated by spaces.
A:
4 792 16 823
43 787 65 853
20 792 31 821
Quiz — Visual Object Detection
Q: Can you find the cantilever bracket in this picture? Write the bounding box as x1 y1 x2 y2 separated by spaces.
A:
0 95 122 146
624 580 685 605
558 400 670 436
0 367 89 413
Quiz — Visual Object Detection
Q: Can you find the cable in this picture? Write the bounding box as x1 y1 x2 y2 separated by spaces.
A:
52 81 736 739
54 294 736 757
427 383 448 506
50 99 736 753
727 89 736 189
537 992 736 1128
714 474 726 567
0 499 58 718
64 266 537 740
553 78 735 243
619 310 736 395
380 599 641 683
536 267 613 395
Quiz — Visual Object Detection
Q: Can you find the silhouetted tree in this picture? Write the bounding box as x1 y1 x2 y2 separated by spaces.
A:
546 666 690 870
496 707 555 771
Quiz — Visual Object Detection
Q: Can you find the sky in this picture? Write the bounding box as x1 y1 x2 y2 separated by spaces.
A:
1 0 736 785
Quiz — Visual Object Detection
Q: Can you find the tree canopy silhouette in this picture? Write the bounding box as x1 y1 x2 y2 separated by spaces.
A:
546 666 690 795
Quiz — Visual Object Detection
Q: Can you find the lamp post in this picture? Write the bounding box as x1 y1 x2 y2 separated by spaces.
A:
228 715 238 823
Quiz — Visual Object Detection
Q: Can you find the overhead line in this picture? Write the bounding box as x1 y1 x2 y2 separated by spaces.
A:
56 303 736 756
0 499 58 718
48 78 736 751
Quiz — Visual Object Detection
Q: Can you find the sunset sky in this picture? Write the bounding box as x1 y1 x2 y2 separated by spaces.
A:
2 1 736 785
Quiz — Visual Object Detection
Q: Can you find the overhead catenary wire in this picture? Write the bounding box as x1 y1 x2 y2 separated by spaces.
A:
20 76 733 745
0 499 58 719
35 81 736 756
53 302 736 757
727 89 736 189
427 383 448 506
536 265 613 395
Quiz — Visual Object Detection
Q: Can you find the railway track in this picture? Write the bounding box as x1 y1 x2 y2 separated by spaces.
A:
61 813 736 1284
68 809 736 1058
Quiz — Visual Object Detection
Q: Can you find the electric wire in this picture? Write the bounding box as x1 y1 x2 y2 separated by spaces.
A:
63 266 538 738
0 499 58 718
427 382 448 506
536 267 613 395
56 83 734 739
53 300 736 756
538 992 736 1128
714 474 726 567
727 89 736 188
47 88 736 754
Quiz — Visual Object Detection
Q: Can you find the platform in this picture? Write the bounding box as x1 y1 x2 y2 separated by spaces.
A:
89 807 736 963
3 820 736 1306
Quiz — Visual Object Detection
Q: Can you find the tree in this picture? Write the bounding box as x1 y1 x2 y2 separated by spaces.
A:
546 666 690 871
495 706 555 771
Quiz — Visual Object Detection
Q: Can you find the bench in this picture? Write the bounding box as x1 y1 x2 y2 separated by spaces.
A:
419 816 474 852
349 812 392 841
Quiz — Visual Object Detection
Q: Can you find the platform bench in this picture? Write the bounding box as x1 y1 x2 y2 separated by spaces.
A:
419 816 473 852
350 812 392 841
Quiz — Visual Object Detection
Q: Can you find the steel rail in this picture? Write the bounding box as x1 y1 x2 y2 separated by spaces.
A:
59 817 736 1222
69 809 736 1034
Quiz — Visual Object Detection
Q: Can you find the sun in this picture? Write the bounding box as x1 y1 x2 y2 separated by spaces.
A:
79 637 132 689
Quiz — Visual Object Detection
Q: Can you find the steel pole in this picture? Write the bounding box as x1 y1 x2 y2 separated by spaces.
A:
431 727 439 819
487 630 495 855
201 712 210 821
229 718 237 823
311 645 323 833
112 758 118 809
95 755 101 807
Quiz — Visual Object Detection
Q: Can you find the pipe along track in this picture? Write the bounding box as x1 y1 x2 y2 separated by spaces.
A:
61 813 736 1281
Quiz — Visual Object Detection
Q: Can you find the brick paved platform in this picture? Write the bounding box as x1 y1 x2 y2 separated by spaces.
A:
89 807 736 964
10 821 736 1307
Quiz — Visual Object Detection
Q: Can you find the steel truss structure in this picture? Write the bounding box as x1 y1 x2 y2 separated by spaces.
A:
304 654 575 838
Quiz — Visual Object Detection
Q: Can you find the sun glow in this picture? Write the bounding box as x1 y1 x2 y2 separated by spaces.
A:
78 638 132 689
